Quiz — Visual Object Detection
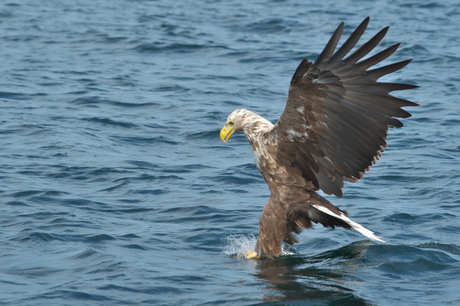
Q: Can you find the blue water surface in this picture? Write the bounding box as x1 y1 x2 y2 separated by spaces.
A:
1 0 460 305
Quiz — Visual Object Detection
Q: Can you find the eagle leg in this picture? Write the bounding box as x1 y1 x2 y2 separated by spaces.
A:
253 195 287 258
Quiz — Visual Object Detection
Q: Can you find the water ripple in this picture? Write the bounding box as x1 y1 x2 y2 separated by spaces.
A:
1 0 459 305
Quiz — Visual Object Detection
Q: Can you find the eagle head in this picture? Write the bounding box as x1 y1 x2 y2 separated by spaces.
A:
220 109 274 143
220 109 248 143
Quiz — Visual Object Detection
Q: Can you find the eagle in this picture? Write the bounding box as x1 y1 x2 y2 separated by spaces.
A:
219 17 418 259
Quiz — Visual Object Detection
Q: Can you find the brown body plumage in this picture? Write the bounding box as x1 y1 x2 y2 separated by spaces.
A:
220 18 418 258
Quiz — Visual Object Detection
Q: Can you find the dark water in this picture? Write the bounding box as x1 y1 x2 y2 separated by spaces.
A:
1 0 460 305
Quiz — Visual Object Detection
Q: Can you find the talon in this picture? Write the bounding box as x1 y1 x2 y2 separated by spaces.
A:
247 251 259 259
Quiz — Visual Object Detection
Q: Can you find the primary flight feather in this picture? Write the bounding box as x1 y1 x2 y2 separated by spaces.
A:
220 17 418 258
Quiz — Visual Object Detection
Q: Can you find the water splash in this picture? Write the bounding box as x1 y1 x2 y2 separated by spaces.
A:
281 243 298 256
222 234 298 258
222 234 258 257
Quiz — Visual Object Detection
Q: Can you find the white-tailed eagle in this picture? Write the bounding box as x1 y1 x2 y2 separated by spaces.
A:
220 18 418 258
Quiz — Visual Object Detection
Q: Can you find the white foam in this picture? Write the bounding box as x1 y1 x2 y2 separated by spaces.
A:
222 234 257 257
222 234 298 258
280 243 297 256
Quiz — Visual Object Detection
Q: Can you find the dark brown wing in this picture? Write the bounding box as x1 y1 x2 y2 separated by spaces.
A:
271 17 419 197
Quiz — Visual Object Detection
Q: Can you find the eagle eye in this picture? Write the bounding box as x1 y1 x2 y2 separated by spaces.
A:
228 121 234 126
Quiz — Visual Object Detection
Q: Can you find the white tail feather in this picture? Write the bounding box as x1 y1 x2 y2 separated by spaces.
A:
312 204 385 243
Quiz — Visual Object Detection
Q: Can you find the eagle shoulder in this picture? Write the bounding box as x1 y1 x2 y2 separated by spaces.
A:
254 131 316 191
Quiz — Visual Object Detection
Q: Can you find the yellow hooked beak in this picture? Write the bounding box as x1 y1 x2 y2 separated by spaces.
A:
220 125 235 143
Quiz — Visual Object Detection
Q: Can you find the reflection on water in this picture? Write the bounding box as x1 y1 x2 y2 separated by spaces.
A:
253 241 373 305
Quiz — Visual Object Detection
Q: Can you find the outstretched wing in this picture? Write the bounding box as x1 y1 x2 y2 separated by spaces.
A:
271 17 419 197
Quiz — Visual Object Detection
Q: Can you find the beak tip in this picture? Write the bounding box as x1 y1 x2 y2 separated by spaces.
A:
220 125 234 143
